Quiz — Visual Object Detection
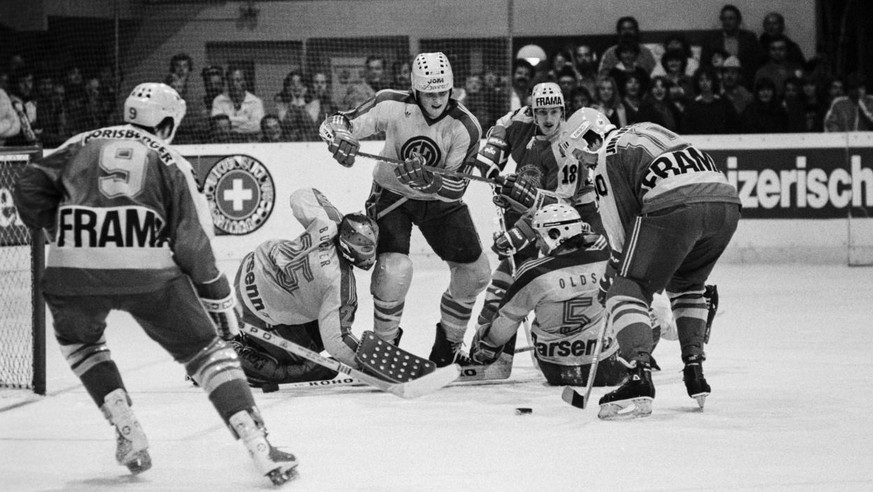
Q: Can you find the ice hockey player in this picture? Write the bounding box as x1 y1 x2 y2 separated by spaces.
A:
12 82 297 484
231 187 378 388
469 203 625 386
474 83 604 332
558 107 740 419
319 52 489 366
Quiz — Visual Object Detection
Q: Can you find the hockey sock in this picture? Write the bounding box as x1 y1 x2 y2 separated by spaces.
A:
209 379 257 423
607 294 655 362
668 290 708 361
476 260 513 327
80 361 126 407
439 291 475 343
373 295 403 342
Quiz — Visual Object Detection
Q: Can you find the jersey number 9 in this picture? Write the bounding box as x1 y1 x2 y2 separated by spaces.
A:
99 141 148 199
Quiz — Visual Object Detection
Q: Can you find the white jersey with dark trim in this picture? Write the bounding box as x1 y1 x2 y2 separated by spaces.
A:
342 89 482 202
592 122 740 252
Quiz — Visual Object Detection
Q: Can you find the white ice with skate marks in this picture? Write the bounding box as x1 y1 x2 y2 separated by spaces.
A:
1 262 873 491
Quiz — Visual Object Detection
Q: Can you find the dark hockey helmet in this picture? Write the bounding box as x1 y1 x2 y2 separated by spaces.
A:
337 213 379 270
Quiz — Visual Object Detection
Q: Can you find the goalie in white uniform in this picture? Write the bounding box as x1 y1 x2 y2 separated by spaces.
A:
319 52 489 367
470 203 626 386
231 188 378 387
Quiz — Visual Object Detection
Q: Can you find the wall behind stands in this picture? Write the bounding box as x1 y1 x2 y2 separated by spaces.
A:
176 132 873 266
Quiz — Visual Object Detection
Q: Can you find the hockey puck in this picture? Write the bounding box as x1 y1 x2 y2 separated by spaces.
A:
515 407 533 415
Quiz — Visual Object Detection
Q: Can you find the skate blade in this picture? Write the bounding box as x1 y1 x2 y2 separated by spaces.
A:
267 464 299 486
597 397 653 420
692 393 709 409
123 450 152 474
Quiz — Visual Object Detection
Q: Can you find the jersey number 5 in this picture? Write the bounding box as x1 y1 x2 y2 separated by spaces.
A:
99 140 148 198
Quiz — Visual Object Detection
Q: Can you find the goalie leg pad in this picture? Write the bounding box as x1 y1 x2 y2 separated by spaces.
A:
355 331 436 383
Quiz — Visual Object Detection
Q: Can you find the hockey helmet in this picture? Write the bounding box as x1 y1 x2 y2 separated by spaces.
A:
411 52 453 93
559 107 616 168
531 203 590 254
530 82 565 112
337 213 379 270
124 82 187 143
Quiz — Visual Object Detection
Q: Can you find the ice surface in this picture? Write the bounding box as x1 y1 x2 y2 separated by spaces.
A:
2 261 872 491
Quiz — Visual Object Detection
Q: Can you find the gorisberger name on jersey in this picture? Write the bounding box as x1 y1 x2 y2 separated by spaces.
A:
57 205 166 248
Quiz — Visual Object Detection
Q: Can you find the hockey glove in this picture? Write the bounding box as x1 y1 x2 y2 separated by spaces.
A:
327 128 359 167
395 152 443 193
476 136 509 180
492 217 537 259
470 329 504 365
196 275 241 341
597 252 621 307
493 174 538 212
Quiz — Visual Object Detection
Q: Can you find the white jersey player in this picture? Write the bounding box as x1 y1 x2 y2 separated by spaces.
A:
232 188 378 386
319 52 489 367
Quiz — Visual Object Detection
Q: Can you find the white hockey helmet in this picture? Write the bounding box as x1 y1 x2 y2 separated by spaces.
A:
530 82 565 112
531 203 590 254
560 107 616 168
411 52 453 93
124 82 187 143
337 213 379 270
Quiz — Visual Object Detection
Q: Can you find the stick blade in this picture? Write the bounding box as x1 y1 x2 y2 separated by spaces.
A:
561 386 587 409
396 364 461 399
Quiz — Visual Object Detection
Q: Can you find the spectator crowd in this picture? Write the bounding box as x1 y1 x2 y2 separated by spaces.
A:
2 4 871 147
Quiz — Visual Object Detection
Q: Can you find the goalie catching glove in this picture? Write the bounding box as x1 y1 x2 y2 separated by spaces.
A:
492 216 537 258
395 152 443 193
493 174 538 212
476 135 509 180
319 115 359 167
195 274 241 341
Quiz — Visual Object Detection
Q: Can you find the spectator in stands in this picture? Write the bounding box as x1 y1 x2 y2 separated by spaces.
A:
274 71 308 122
568 86 593 114
63 64 88 130
555 66 578 102
309 71 338 125
622 72 647 124
547 49 574 82
636 75 681 131
510 58 534 110
593 75 627 127
0 71 8 92
363 55 389 92
210 114 233 143
598 16 658 77
754 35 803 98
573 44 599 97
653 34 699 77
33 73 68 148
68 76 110 135
0 87 21 146
721 56 753 115
608 39 651 100
680 66 738 134
740 77 789 133
168 53 194 101
5 69 38 146
759 12 805 67
342 83 371 110
481 68 508 124
212 65 264 137
701 5 761 84
800 74 826 132
275 72 318 142
260 114 284 142
457 73 490 126
824 72 873 132
825 77 846 110
202 66 225 110
661 49 694 106
393 60 411 90
782 76 807 132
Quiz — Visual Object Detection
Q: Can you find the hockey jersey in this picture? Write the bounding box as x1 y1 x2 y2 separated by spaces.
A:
592 122 741 252
13 124 221 296
237 188 358 364
489 236 618 366
342 90 481 202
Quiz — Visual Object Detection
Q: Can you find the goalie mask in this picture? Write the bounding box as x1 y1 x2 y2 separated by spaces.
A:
124 82 187 144
411 52 453 93
531 203 590 254
530 82 565 137
337 213 379 270
560 107 616 168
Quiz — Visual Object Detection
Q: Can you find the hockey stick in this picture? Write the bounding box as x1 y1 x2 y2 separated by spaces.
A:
356 150 494 184
242 324 460 399
561 312 611 409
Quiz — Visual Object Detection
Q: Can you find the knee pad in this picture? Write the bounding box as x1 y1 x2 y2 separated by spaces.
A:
370 252 413 301
447 252 491 301
184 338 247 394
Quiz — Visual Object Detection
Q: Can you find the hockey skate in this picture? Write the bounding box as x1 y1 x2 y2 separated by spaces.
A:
229 409 298 486
428 323 472 367
101 388 152 474
683 355 711 409
597 360 655 420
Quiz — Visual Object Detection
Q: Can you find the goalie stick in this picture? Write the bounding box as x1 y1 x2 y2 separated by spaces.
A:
242 324 460 399
561 312 611 410
356 150 494 184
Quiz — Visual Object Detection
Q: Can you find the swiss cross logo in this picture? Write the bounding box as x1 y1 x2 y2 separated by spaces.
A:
400 136 442 167
203 155 275 235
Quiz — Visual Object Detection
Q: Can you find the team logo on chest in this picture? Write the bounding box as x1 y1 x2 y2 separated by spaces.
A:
400 136 442 166
203 155 275 235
